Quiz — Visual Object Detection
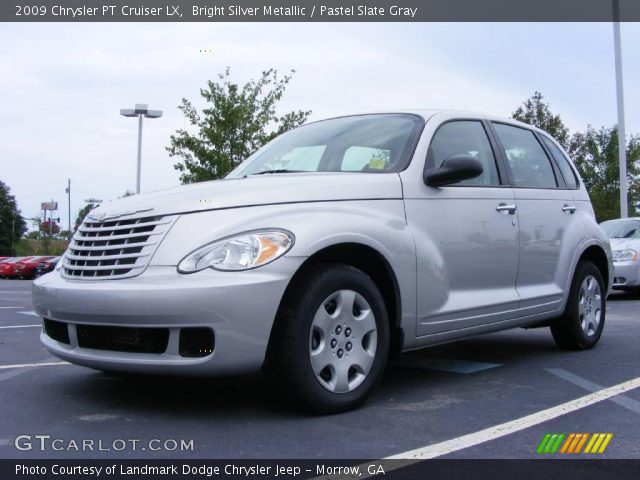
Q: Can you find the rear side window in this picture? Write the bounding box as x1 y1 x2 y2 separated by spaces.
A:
541 136 579 189
492 123 558 189
428 121 500 186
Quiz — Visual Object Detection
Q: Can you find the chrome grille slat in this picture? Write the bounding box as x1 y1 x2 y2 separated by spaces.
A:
62 214 175 280
65 252 151 262
67 242 156 252
61 263 145 271
78 219 171 233
72 231 163 242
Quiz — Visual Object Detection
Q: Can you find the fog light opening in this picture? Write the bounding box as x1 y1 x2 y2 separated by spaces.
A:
43 319 70 345
179 328 215 358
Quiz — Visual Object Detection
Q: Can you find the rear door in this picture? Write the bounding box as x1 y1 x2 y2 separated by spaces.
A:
490 122 584 316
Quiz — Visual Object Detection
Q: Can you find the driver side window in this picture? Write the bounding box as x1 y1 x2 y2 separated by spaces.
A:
428 121 500 186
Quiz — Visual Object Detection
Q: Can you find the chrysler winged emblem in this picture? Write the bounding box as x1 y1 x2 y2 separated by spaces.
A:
87 207 153 222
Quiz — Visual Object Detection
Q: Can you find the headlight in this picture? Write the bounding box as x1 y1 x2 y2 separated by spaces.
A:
177 229 294 273
612 249 637 262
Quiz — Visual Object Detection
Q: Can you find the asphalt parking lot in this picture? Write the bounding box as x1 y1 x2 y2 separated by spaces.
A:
0 278 638 460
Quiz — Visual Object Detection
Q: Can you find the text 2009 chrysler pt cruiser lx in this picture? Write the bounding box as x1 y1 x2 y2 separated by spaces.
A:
34 110 613 413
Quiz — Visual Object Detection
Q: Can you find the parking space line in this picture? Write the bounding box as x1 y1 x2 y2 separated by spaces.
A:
0 361 69 370
0 325 40 329
547 368 640 415
17 311 39 317
384 375 640 460
0 306 24 309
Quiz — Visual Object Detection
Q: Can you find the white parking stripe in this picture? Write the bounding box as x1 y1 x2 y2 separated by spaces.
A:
313 376 640 480
0 325 40 329
385 375 640 460
0 306 24 309
17 311 39 316
0 361 69 370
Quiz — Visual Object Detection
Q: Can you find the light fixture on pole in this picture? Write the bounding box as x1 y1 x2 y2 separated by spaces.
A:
120 104 163 195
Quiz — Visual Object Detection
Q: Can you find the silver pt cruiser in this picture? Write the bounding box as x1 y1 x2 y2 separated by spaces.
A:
34 110 613 413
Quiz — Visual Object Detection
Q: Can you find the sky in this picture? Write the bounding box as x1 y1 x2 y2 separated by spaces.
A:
1 22 640 231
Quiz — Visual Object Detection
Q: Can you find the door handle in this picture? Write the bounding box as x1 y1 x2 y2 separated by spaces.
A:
496 203 517 214
562 204 577 214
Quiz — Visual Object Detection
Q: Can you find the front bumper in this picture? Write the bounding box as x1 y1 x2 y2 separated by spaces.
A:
33 258 305 375
612 260 640 289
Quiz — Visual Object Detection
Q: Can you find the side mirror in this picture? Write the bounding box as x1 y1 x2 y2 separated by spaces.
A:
424 154 483 187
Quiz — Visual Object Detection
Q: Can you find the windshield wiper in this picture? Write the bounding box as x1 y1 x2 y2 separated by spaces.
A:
251 169 304 175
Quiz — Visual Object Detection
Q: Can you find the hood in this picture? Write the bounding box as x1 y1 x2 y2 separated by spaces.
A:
609 237 640 251
87 172 403 219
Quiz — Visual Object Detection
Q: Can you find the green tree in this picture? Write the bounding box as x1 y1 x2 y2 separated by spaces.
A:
58 230 73 240
569 126 640 221
0 181 26 255
167 68 311 183
512 91 570 148
40 219 61 236
74 203 97 231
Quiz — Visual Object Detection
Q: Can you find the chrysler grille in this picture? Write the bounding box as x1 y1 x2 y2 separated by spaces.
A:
62 215 175 280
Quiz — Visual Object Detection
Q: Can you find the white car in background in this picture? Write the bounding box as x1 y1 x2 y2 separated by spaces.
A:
600 218 640 292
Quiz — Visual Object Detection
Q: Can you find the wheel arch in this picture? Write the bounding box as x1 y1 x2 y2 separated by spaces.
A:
269 242 404 358
576 244 610 290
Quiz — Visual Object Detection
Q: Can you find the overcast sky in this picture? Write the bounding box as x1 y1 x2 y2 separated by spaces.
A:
2 22 640 230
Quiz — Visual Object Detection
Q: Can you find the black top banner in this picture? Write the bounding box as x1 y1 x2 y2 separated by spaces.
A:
3 0 640 22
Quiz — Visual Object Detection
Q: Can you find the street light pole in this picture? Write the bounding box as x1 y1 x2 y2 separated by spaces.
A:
613 0 628 218
137 114 143 195
65 178 71 232
120 104 163 195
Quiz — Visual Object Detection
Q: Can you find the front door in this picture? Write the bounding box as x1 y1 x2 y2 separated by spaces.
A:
403 119 520 336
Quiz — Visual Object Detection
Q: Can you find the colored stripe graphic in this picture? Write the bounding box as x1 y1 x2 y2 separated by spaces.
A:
584 433 614 454
540 433 613 454
537 433 566 453
536 434 552 454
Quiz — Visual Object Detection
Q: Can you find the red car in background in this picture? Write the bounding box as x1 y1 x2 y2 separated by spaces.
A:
0 257 34 278
12 256 55 279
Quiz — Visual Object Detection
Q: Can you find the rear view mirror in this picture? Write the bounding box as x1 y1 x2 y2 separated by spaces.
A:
424 154 483 187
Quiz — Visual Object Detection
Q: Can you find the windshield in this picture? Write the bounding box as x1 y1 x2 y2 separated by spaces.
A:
600 219 640 239
227 114 424 178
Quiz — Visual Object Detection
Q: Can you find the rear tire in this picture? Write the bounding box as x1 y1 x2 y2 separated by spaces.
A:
551 261 606 350
265 263 390 414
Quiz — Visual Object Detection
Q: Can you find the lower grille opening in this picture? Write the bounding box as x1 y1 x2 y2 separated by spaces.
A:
179 328 215 358
614 277 627 284
43 319 70 345
76 325 169 354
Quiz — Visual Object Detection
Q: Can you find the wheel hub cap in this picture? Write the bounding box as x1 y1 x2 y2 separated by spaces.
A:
309 290 377 393
579 275 602 337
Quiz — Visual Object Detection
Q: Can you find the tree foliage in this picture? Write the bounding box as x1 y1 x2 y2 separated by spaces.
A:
0 181 26 255
513 92 640 221
40 219 61 236
569 126 640 221
74 203 97 231
512 91 570 149
167 68 311 183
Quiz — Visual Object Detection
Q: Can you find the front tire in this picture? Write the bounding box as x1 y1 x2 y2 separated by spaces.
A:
551 261 606 350
266 263 390 414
